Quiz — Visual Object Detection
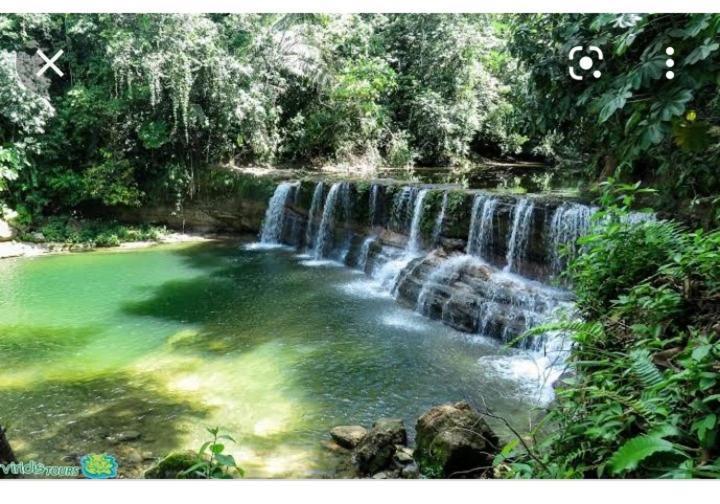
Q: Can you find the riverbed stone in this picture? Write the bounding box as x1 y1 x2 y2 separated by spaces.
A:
394 445 414 464
125 448 143 464
106 430 142 444
330 425 368 449
371 468 401 479
414 401 499 478
401 462 420 479
353 418 407 475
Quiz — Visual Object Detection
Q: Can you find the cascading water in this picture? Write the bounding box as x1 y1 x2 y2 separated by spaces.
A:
416 255 476 316
369 184 381 227
313 182 343 259
407 189 429 254
504 199 535 273
466 194 498 260
259 182 296 244
432 192 449 246
357 236 376 273
339 182 354 260
253 178 589 404
548 203 596 275
305 182 324 251
390 186 417 234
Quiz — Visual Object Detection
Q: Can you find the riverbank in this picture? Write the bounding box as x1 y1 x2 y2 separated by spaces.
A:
0 232 219 260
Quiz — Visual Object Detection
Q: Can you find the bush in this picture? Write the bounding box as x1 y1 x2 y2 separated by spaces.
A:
498 182 720 478
32 217 164 248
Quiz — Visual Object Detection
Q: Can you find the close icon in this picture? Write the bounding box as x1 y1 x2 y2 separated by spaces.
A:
35 49 64 78
568 45 603 81
14 45 65 97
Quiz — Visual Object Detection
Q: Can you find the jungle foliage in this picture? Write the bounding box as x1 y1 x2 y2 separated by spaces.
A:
1 14 717 227
497 182 720 478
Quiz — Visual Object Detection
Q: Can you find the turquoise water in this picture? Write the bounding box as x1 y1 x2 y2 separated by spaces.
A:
0 241 550 477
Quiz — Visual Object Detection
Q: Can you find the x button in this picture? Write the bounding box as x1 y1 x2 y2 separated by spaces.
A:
35 49 64 77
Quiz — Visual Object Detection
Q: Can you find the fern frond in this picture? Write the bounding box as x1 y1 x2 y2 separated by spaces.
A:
609 435 676 475
629 349 664 388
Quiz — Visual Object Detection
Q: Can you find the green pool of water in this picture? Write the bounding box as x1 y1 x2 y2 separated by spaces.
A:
0 241 548 477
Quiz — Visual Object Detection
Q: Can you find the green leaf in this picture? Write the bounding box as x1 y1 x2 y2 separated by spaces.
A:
179 461 208 477
609 435 676 474
214 453 236 467
198 441 212 456
685 39 719 65
651 89 693 121
691 344 712 361
598 89 633 123
217 434 237 443
630 349 664 387
210 443 225 454
692 414 717 443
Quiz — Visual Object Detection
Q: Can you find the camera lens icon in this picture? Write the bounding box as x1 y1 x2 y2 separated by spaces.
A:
568 45 603 81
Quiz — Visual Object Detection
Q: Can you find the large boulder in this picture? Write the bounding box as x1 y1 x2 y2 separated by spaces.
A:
330 425 368 449
414 401 499 478
0 219 15 242
353 418 407 476
0 207 20 243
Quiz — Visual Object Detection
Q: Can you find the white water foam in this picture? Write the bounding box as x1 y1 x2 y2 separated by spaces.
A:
339 279 393 300
478 353 564 405
298 259 345 268
243 243 293 251
381 311 429 332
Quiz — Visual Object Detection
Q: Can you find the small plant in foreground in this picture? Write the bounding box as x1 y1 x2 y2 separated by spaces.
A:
180 427 244 479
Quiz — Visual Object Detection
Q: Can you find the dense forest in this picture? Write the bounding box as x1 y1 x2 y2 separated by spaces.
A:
1 13 719 228
1 13 719 479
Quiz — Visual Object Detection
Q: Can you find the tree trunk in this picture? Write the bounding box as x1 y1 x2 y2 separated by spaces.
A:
0 425 18 479
599 153 617 181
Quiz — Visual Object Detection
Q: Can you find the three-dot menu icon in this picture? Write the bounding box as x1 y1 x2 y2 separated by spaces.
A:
665 47 675 79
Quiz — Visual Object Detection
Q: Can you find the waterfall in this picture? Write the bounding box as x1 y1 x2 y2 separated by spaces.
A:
369 184 381 227
548 203 595 275
407 189 429 253
339 182 353 260
466 194 498 260
432 192 449 246
390 186 416 233
249 178 579 401
305 182 324 251
504 199 535 273
313 182 351 259
259 182 295 244
357 236 376 273
416 255 475 316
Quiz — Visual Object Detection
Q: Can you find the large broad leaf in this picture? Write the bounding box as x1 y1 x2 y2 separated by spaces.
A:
685 39 720 65
651 89 693 122
609 435 676 474
597 88 633 123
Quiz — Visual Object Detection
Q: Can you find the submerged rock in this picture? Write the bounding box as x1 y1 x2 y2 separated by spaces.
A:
106 430 142 444
414 401 499 478
353 418 407 476
401 462 420 479
330 425 368 449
